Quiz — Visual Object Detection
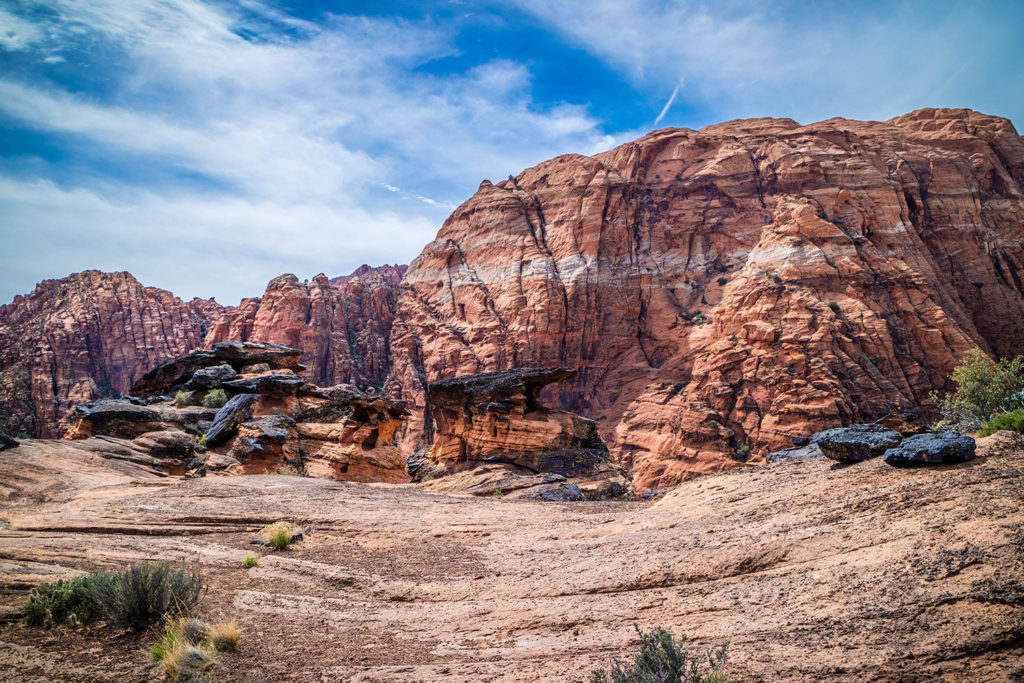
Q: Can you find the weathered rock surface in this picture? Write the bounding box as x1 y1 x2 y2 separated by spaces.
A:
813 423 904 463
417 367 629 496
1 433 1021 681
0 270 222 438
387 108 1024 491
765 443 824 463
206 265 407 390
0 432 18 451
883 431 976 467
66 348 411 483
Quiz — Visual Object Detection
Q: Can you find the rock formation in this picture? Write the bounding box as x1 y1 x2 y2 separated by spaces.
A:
411 367 629 499
0 271 222 439
66 342 410 483
206 265 406 390
387 108 1024 491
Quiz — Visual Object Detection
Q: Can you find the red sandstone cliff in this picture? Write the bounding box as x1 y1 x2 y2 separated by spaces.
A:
0 271 222 438
387 108 1024 490
205 265 406 390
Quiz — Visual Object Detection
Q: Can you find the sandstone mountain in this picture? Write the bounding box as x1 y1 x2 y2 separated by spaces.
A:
0 265 405 439
206 265 406 389
386 108 1024 490
0 271 222 438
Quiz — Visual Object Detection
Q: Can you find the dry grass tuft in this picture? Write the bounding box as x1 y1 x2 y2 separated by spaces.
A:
208 619 241 652
258 521 304 550
160 639 217 681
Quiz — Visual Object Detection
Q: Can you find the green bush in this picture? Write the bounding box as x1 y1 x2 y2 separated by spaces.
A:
590 625 733 683
90 563 204 630
827 301 841 314
202 388 227 409
979 407 1024 437
935 348 1024 431
22 573 102 627
241 555 258 568
269 531 292 551
173 391 192 408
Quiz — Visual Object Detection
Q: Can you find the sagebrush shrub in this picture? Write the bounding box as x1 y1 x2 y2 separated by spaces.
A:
91 563 204 630
590 624 733 683
173 391 192 408
202 388 227 408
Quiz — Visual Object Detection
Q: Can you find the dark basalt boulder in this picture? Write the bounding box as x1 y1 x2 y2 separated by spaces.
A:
73 400 163 438
766 443 825 463
883 432 976 467
223 374 305 396
812 424 903 463
204 393 260 446
184 364 238 390
230 415 296 458
0 431 19 451
429 367 576 411
210 341 304 373
130 342 304 396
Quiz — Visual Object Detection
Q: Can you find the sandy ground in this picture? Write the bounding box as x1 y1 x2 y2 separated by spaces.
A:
1 435 1023 682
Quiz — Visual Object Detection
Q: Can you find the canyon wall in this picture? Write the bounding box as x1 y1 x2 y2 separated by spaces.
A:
0 271 222 438
386 108 1024 490
205 265 406 389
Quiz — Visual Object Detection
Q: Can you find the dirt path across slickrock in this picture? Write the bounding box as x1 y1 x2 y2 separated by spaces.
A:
1 438 1023 681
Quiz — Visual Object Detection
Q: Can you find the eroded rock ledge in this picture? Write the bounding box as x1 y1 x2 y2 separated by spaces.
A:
66 342 410 483
411 367 630 500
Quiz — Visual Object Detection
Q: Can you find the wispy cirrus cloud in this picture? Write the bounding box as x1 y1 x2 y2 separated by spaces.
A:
513 0 1024 127
0 0 615 304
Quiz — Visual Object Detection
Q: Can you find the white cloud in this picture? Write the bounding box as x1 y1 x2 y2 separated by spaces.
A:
512 0 1024 126
0 0 616 304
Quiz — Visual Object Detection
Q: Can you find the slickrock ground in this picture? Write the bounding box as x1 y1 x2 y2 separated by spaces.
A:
207 265 407 390
388 107 1024 490
0 271 222 439
2 433 1022 681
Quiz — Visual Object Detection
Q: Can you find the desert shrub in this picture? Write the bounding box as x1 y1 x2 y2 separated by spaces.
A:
934 348 1024 431
767 273 782 284
22 573 102 627
241 555 258 568
979 407 1024 437
202 389 227 409
173 391 192 408
734 444 750 460
181 617 210 644
492 489 504 499
159 639 218 682
259 521 303 550
590 624 733 683
269 531 291 550
149 628 183 661
827 301 841 314
91 563 204 630
208 620 241 652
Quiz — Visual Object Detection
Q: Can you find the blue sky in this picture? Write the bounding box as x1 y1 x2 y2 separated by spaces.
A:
1 0 1021 305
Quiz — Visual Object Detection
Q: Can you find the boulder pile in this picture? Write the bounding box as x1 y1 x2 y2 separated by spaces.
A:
65 342 410 482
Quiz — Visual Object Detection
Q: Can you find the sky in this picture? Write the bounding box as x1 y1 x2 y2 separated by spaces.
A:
1 0 1022 306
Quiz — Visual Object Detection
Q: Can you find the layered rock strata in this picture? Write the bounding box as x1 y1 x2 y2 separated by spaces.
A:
387 108 1024 490
206 265 406 390
0 271 222 438
412 367 629 499
67 342 410 483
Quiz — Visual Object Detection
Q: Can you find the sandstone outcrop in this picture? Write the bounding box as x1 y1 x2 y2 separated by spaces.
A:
206 265 406 390
66 343 410 483
2 426 1021 681
0 271 222 438
387 108 1024 490
414 367 629 498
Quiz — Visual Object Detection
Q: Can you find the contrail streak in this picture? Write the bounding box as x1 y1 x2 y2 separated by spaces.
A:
653 84 680 127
